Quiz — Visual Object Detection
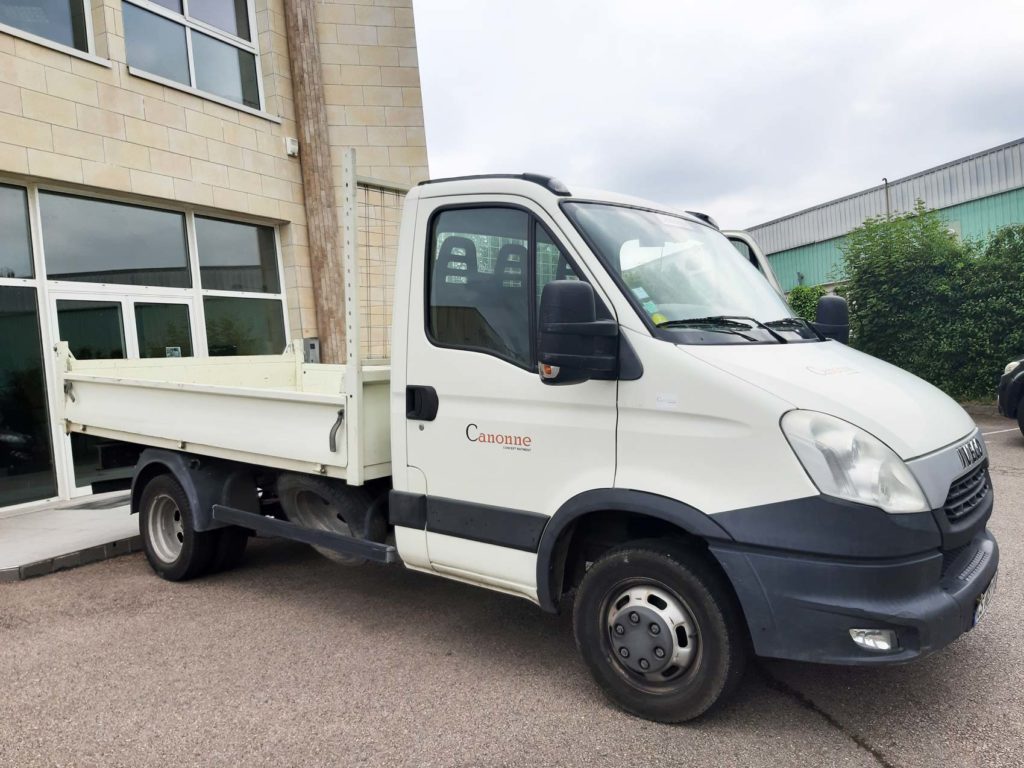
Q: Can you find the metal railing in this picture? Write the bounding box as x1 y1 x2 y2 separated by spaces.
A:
355 176 408 362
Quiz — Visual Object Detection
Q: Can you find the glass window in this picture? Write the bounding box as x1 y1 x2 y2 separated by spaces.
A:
122 3 190 87
0 185 33 279
196 217 280 293
0 0 88 51
428 208 533 367
40 193 191 288
56 300 126 360
190 0 250 40
535 222 581 318
122 0 261 110
563 202 793 332
135 303 194 358
0 287 57 506
192 32 260 110
204 297 285 356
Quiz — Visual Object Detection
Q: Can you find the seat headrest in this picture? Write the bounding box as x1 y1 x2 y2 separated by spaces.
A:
494 243 527 288
436 236 479 285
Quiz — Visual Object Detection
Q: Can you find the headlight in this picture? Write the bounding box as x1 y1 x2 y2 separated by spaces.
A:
1004 360 1022 376
781 410 929 513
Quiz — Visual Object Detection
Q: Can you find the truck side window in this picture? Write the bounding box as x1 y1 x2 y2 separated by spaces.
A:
429 208 532 366
536 222 581 319
428 209 586 368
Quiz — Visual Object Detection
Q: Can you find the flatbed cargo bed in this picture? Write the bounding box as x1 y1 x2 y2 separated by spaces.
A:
56 341 391 483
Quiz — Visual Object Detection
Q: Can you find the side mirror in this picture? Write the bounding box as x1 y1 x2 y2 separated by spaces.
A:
815 294 850 344
538 281 618 385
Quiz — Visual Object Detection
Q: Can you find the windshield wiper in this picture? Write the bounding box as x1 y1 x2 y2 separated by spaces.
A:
657 315 788 343
764 316 826 341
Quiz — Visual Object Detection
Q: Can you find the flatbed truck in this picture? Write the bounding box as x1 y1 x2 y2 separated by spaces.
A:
56 173 998 722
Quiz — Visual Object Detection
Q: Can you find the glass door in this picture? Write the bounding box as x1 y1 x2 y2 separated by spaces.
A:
50 292 198 493
0 286 57 506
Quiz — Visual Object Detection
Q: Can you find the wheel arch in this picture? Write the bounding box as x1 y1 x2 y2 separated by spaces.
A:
535 489 734 613
130 449 260 531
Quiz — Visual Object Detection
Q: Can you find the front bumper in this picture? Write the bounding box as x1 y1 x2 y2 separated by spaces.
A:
711 528 998 664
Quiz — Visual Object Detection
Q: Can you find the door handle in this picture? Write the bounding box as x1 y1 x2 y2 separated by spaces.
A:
406 385 439 421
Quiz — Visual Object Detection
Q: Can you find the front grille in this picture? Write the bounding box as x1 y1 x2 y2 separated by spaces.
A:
943 462 991 523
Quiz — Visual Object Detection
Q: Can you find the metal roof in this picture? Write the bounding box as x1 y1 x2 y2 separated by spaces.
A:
747 137 1024 254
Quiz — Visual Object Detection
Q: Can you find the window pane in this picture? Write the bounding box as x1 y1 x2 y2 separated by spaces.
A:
0 287 57 506
428 208 531 367
0 184 33 278
204 297 285 356
0 0 88 51
123 3 190 86
189 0 250 40
192 31 260 109
56 300 126 360
196 217 280 293
40 193 191 288
135 303 194 358
535 223 580 319
149 0 182 11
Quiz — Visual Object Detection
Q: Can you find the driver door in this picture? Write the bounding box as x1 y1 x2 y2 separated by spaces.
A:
403 198 618 596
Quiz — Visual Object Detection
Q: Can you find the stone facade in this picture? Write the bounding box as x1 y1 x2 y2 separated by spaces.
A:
0 0 428 339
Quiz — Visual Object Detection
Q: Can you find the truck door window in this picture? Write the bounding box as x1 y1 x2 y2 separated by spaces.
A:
536 222 581 320
427 208 585 369
428 207 532 366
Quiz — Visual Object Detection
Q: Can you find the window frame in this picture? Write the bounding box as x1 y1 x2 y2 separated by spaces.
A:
423 203 591 372
0 0 98 58
122 0 265 112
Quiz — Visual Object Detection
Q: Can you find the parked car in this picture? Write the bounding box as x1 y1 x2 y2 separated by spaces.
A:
997 357 1024 434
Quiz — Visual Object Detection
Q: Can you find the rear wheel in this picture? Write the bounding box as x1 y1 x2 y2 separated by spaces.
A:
276 474 382 565
572 539 747 722
139 474 218 581
1017 399 1024 437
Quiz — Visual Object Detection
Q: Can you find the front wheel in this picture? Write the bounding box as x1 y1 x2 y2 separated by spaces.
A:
1017 400 1024 437
572 540 747 722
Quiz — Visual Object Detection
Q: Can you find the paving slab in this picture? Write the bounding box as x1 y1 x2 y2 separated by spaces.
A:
0 493 139 579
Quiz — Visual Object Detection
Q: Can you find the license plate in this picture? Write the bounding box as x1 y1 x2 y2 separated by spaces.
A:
973 571 998 627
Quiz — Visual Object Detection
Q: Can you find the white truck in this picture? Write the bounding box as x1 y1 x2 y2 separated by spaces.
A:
56 173 998 722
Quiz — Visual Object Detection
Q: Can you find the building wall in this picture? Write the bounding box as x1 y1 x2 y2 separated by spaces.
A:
764 186 1024 291
0 0 427 338
0 0 427 509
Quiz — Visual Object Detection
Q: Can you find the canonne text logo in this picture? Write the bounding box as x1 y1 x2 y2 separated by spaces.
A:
465 423 533 452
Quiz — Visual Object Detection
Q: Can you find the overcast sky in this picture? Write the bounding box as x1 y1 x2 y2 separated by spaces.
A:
414 0 1024 228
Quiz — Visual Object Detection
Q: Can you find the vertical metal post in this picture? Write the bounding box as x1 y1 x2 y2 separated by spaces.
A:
342 148 364 485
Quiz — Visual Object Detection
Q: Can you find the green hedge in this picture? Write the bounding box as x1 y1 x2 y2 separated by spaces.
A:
839 203 1024 401
786 284 827 321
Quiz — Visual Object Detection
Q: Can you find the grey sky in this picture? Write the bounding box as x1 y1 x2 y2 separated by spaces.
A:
414 0 1024 228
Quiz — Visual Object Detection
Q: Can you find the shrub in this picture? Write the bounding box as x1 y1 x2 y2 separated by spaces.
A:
787 284 827 321
839 203 1024 401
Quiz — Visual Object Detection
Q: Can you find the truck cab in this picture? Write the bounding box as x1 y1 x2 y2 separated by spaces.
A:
388 174 997 718
65 172 997 723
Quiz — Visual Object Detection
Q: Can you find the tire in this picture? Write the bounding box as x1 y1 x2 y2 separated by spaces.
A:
1017 402 1024 438
276 474 382 565
572 539 747 723
208 526 249 574
139 474 219 581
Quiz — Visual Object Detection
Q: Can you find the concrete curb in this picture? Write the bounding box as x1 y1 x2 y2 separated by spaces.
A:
0 535 143 583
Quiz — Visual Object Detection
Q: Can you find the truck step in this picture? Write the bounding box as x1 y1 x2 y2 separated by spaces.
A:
211 504 398 564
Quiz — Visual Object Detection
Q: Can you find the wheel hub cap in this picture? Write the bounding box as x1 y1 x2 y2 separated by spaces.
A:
607 585 698 679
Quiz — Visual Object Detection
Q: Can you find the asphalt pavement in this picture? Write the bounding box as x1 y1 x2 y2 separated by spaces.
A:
0 415 1020 767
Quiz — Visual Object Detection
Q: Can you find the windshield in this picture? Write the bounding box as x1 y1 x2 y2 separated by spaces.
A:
563 202 805 342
